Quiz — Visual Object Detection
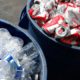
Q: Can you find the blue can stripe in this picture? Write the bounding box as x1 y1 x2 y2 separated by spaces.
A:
4 54 23 79
17 66 23 70
15 70 22 79
5 55 13 62
4 54 21 68
15 66 23 79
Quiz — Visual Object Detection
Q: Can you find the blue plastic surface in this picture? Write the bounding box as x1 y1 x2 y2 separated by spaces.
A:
0 19 47 80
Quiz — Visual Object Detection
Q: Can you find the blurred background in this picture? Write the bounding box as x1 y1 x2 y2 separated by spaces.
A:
0 0 27 25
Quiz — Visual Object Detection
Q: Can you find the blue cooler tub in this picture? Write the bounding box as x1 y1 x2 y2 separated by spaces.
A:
0 19 47 80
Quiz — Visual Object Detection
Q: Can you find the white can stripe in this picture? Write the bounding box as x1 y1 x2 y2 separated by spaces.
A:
47 24 59 33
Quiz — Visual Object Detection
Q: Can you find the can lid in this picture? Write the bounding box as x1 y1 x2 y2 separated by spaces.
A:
55 26 69 38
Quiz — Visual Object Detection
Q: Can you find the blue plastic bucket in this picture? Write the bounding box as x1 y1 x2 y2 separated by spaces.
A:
19 0 80 79
0 19 47 80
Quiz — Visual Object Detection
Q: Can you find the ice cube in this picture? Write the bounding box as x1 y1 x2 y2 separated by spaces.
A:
0 60 14 80
0 28 23 59
4 37 23 59
0 28 11 42
0 28 12 49
21 43 36 56
20 54 36 74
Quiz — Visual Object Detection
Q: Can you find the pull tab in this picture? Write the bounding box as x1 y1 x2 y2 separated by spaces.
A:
55 26 68 38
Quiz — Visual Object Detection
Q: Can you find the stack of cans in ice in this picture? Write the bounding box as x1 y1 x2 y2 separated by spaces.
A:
29 0 80 46
0 28 40 80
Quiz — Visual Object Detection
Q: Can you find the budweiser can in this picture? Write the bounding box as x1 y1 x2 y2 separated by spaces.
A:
42 15 65 34
64 3 80 27
55 23 69 38
60 28 80 46
28 4 40 18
